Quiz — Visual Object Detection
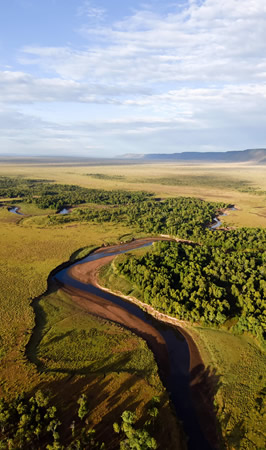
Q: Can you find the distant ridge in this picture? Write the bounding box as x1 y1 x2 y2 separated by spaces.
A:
122 148 266 164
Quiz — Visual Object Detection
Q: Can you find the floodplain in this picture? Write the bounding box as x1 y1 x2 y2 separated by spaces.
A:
0 158 265 449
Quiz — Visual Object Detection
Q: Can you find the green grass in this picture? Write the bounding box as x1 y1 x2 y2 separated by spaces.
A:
0 206 135 396
26 286 184 449
99 248 152 298
189 326 266 449
98 254 266 450
0 161 265 448
31 288 158 379
15 201 56 216
0 205 184 448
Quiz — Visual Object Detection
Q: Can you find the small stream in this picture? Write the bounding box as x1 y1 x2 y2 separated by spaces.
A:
54 244 214 450
210 217 223 230
210 206 236 230
58 207 70 214
8 206 23 215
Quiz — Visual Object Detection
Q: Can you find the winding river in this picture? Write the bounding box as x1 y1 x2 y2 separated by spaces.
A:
25 205 237 447
54 240 217 450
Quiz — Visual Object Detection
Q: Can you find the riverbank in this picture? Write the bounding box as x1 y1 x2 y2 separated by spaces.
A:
97 286 220 448
67 239 219 449
93 281 220 448
68 239 205 371
92 241 265 449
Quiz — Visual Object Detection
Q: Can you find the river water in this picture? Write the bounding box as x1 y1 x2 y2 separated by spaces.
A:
58 207 70 214
8 206 22 215
54 244 214 450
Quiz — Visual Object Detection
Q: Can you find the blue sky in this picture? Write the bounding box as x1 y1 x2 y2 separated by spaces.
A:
1 0 266 156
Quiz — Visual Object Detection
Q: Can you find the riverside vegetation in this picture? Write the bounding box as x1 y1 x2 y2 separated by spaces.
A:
0 172 265 449
0 177 184 449
107 238 265 338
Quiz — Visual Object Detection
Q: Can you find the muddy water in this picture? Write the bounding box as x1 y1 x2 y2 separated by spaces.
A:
54 243 214 449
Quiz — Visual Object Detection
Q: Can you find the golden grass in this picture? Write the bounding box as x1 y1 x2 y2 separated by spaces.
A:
1 161 265 227
26 287 183 449
0 161 265 448
188 326 266 449
0 201 183 447
0 207 134 396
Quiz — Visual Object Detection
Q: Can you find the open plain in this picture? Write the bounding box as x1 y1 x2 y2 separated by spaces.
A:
0 158 265 449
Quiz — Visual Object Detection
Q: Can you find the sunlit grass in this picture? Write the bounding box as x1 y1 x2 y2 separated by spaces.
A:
0 201 184 448
0 207 134 396
99 254 266 450
33 288 158 379
0 161 265 448
1 161 265 227
188 326 266 449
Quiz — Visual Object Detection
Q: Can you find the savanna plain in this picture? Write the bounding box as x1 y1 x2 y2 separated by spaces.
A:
0 159 265 450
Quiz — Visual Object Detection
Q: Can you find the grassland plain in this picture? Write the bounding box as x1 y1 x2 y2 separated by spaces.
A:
0 161 266 227
0 205 183 448
0 161 265 449
98 249 266 450
0 204 135 389
28 287 182 448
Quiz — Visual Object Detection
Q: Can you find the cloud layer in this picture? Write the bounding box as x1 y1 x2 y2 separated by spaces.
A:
1 0 266 155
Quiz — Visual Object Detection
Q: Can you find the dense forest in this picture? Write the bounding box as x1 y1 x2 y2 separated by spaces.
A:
114 240 265 340
47 196 228 241
1 176 229 240
0 177 150 208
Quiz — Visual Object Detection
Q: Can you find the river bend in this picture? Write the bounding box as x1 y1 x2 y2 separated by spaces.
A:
54 240 216 450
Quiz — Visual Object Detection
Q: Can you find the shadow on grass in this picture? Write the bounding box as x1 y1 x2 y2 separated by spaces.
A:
190 364 222 449
223 419 247 449
27 370 147 449
25 244 100 369
26 279 157 380
25 283 57 369
35 351 155 381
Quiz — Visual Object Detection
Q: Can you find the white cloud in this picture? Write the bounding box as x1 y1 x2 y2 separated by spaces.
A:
1 0 266 155
0 70 152 103
18 0 266 85
1 103 265 157
77 1 106 20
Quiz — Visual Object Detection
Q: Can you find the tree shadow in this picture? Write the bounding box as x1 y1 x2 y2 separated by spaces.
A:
40 351 154 380
224 418 247 449
190 364 222 449
27 369 145 449
92 374 145 447
26 292 50 368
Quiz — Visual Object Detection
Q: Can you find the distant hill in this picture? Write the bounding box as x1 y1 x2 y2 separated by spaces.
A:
122 148 266 164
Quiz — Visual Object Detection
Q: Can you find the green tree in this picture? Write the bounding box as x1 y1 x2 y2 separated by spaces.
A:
77 394 89 421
